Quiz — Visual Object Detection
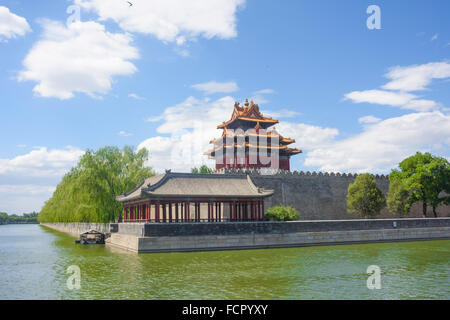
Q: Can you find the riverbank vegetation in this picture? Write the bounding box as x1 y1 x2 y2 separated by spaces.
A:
387 152 450 217
346 173 386 218
346 152 450 218
0 212 38 224
265 205 300 221
38 146 155 223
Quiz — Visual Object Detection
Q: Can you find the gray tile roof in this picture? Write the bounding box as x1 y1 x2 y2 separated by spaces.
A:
116 171 273 202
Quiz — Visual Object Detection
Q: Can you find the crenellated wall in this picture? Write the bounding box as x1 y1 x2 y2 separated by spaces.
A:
215 168 450 220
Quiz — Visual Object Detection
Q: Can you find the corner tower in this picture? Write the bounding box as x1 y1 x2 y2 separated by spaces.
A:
204 99 302 171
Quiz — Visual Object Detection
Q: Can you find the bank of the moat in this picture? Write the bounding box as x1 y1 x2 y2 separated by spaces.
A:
41 217 450 253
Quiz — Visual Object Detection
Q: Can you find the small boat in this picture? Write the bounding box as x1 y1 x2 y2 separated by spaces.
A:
75 229 105 244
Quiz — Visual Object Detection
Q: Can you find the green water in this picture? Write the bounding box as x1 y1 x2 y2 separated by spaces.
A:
0 224 449 299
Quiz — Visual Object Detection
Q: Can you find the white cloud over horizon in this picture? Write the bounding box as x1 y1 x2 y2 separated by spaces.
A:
0 146 85 178
0 146 85 214
305 111 450 173
0 6 31 41
18 20 139 99
75 0 245 43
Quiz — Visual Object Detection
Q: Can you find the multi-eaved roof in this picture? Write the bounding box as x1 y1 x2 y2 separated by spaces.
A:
217 99 279 129
205 99 302 159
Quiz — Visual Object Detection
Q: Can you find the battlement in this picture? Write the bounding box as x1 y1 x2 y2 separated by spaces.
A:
214 168 390 179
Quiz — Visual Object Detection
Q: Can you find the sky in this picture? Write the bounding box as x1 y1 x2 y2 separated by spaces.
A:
0 0 449 214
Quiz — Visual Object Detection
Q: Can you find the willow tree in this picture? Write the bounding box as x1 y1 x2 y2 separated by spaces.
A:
38 146 155 223
346 173 386 218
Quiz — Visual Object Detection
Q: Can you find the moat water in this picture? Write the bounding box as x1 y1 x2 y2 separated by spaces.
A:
0 224 449 299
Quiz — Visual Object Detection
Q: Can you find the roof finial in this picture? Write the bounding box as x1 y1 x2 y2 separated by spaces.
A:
244 98 249 106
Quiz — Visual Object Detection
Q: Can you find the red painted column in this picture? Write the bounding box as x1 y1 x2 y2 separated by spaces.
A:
155 201 160 222
262 200 265 221
181 202 184 222
162 203 166 222
169 202 172 222
175 203 179 222
233 201 237 221
207 201 210 222
215 202 218 222
187 201 190 222
257 200 261 220
218 202 222 222
147 201 152 222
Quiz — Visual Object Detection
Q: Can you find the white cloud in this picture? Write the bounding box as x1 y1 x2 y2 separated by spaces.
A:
75 0 245 43
250 88 276 105
18 20 138 99
191 81 239 95
128 93 145 100
263 109 300 119
138 96 233 172
381 61 450 92
344 89 439 111
305 111 450 173
118 130 133 137
0 6 31 41
431 34 438 41
345 62 450 112
276 122 338 151
0 146 85 213
0 146 84 178
358 115 381 124
253 89 275 95
0 184 56 214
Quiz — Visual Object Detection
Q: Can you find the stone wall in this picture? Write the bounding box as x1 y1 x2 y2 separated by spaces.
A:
112 218 450 237
108 219 450 253
40 222 111 237
216 168 450 220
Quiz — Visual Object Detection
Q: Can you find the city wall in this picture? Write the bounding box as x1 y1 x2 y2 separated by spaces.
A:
216 168 450 220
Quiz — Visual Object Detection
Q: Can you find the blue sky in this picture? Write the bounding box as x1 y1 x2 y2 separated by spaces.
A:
0 0 449 213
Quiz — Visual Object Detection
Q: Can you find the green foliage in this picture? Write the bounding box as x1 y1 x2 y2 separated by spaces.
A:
390 152 450 217
346 173 385 218
386 177 411 216
0 212 38 224
265 205 300 221
191 165 214 174
38 146 155 223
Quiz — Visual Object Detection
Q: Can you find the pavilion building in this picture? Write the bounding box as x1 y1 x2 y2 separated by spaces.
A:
116 171 273 222
204 99 302 171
